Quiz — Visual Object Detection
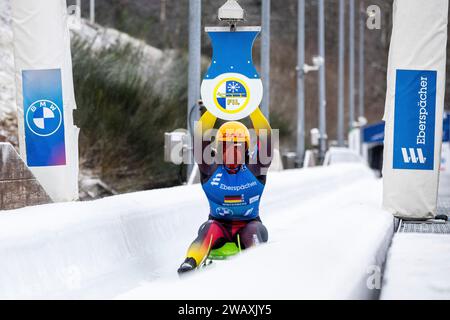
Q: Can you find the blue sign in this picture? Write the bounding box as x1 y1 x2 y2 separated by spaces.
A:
201 27 263 120
363 122 385 143
393 69 437 170
23 69 66 167
363 113 449 145
205 29 260 80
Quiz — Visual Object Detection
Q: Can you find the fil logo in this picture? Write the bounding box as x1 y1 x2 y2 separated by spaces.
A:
401 148 426 164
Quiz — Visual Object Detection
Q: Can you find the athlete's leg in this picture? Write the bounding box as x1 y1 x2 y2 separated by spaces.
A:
236 220 268 249
185 220 229 267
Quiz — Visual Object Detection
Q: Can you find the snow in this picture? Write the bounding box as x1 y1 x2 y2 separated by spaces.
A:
0 164 394 299
71 22 164 64
0 0 16 118
380 233 450 299
0 0 172 120
380 171 450 300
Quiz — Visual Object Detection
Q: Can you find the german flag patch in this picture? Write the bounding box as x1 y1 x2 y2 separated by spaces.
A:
224 195 244 204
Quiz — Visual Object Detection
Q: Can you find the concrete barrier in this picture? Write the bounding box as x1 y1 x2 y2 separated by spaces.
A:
0 143 51 210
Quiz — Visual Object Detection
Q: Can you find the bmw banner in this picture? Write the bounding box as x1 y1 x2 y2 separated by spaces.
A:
383 0 448 218
12 0 79 202
23 69 66 167
201 27 263 121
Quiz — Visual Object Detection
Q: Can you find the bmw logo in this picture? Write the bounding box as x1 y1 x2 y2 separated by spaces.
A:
26 100 63 137
216 207 234 217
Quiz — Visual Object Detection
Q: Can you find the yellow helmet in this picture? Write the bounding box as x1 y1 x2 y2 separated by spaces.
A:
216 121 251 148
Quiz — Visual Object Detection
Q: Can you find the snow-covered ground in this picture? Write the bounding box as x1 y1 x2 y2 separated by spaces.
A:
0 0 16 118
381 172 450 300
0 0 172 120
0 164 393 299
380 233 450 300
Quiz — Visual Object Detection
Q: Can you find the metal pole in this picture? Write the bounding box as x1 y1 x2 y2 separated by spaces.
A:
187 0 201 179
337 0 345 147
261 0 271 120
349 0 355 129
358 0 365 119
297 0 305 165
318 0 327 160
90 0 95 24
76 0 81 19
160 0 167 23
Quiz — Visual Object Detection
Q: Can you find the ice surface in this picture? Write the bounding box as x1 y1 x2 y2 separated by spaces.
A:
0 164 393 299
381 233 450 299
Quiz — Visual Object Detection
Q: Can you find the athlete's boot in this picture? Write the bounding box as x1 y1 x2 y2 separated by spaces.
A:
177 257 197 274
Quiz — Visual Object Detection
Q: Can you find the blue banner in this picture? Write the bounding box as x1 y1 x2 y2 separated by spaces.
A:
205 30 260 80
444 112 449 142
393 69 436 170
363 122 385 143
23 69 66 167
201 27 263 120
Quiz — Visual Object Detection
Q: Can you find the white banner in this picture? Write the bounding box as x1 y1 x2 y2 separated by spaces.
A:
12 0 79 202
383 0 448 218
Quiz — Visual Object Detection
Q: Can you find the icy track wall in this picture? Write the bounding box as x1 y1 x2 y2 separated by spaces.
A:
0 182 209 299
0 164 393 299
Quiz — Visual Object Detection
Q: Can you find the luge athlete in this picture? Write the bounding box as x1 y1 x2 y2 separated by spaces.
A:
178 105 272 274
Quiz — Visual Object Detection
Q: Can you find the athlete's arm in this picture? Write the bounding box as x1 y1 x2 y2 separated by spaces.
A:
194 110 218 181
248 108 273 180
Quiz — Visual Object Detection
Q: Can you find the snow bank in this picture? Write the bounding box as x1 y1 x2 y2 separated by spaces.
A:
381 233 450 299
71 22 165 65
0 0 172 120
0 164 393 299
0 0 16 118
381 172 450 300
120 166 393 300
0 182 207 299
